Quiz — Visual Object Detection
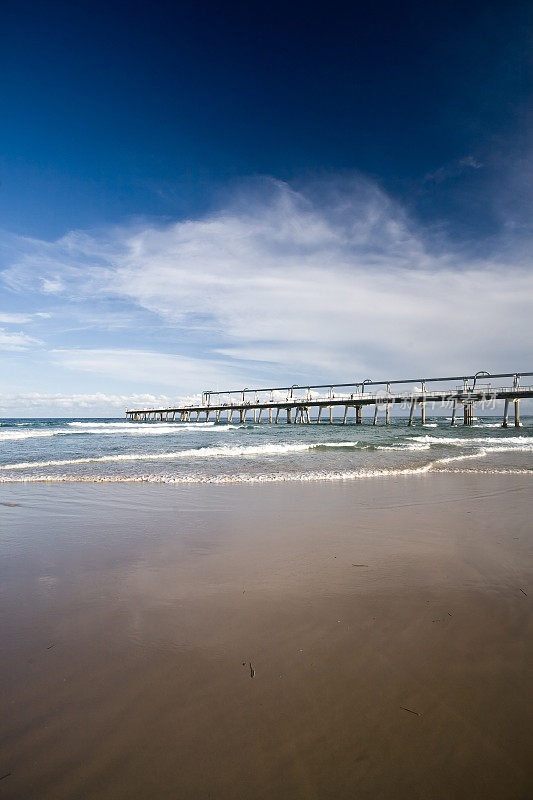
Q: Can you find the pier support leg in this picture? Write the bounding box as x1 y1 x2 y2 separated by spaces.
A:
329 406 333 424
269 408 272 423
386 404 390 425
463 403 474 425
408 400 415 426
317 407 322 423
502 399 509 428
356 406 362 424
373 405 379 425
287 408 292 424
421 402 426 425
343 405 348 424
514 400 520 427
275 408 280 423
258 409 262 423
306 407 311 423
451 401 457 426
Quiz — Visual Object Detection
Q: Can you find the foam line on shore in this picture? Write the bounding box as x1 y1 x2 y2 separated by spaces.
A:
2 449 517 483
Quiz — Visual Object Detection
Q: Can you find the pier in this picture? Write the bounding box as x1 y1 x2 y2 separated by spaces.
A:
126 371 533 427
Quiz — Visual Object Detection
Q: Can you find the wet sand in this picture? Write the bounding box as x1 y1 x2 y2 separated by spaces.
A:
1 474 532 799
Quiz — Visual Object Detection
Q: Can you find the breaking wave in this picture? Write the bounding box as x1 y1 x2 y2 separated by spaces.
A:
0 422 236 441
0 441 366 470
1 449 520 483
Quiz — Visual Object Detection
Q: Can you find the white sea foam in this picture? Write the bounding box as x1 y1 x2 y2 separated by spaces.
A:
0 449 503 483
66 421 218 429
312 441 359 448
0 464 437 483
377 443 431 451
0 440 374 470
0 429 65 441
0 442 326 470
409 435 533 447
0 422 237 441
434 468 533 474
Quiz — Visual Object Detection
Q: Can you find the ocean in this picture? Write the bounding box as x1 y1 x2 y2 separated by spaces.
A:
1 415 532 483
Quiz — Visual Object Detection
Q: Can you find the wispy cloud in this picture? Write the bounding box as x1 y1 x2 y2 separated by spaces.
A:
424 156 483 184
0 328 43 351
0 311 51 324
50 348 264 390
2 175 532 399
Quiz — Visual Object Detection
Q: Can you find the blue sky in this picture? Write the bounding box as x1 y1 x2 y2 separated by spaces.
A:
1 0 532 415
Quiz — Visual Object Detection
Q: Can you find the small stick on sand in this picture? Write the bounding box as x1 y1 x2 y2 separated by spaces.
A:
519 588 528 596
249 662 255 678
400 706 421 716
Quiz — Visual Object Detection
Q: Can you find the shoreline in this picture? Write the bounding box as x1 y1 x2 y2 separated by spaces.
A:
1 473 531 799
1 463 532 483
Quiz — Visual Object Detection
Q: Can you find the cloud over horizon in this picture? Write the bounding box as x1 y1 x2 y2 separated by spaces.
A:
2 175 532 414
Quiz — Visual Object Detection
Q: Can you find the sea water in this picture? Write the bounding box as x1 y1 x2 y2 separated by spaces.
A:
1 416 532 483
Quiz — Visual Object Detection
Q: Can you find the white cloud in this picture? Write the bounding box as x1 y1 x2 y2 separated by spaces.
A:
0 328 43 351
41 277 65 293
2 176 532 387
0 312 32 323
50 348 264 391
0 311 52 324
0 391 184 417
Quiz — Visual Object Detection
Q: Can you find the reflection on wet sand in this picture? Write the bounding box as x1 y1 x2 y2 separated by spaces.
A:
1 475 531 799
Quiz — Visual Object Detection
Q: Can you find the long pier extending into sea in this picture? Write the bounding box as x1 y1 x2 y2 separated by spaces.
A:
126 371 533 427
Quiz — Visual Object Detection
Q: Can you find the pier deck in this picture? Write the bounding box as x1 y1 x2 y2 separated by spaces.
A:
126 371 533 427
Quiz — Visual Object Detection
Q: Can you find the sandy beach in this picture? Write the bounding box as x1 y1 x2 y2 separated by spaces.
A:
1 473 531 799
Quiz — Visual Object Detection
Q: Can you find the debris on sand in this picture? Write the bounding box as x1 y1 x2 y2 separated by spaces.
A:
400 706 421 716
